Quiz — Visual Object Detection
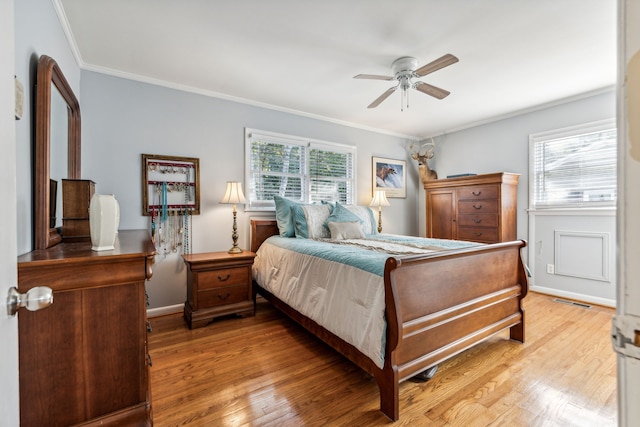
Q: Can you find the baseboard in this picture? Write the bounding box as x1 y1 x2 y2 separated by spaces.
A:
530 285 616 308
147 303 183 318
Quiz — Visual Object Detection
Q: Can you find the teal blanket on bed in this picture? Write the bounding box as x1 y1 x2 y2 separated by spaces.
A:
262 234 480 277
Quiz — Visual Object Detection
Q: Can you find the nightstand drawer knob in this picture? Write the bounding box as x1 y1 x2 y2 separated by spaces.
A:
217 274 231 282
217 293 231 301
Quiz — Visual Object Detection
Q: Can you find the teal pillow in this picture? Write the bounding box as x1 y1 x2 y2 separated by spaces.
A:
274 195 299 237
325 202 363 225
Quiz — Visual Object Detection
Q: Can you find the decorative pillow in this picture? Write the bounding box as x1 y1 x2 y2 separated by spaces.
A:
324 202 363 225
328 221 365 240
344 205 378 235
273 195 300 237
292 204 332 238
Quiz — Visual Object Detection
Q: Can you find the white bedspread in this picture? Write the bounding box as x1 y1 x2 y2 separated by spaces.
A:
252 235 480 369
252 238 387 368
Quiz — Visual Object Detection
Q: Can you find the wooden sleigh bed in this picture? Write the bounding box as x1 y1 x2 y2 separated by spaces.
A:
250 218 528 421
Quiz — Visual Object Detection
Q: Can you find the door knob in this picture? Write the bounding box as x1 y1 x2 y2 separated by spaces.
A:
6 286 53 316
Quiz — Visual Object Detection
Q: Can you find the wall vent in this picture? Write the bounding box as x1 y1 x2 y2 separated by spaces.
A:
552 298 592 309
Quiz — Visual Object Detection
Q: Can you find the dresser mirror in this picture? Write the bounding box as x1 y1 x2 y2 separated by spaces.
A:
34 55 81 250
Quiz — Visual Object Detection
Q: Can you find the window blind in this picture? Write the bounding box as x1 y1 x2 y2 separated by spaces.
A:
246 130 356 210
531 121 616 209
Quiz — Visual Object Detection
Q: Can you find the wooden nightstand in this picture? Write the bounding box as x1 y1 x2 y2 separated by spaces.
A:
182 250 256 329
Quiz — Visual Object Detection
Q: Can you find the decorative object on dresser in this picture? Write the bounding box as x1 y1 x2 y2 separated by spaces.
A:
410 140 438 184
62 179 95 240
369 189 391 233
17 230 155 426
220 181 247 254
424 172 519 243
89 193 120 251
183 251 256 329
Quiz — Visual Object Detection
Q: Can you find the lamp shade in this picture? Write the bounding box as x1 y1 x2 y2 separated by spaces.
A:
220 181 246 205
370 190 390 207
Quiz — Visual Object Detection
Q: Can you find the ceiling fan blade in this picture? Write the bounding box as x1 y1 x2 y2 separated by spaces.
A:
414 54 459 77
367 87 397 108
354 74 394 81
414 82 450 99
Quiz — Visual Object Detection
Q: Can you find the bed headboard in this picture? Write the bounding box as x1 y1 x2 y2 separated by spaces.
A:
250 219 279 253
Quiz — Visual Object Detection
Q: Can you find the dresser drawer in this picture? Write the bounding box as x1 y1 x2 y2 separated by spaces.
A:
198 267 250 289
198 284 249 307
458 227 499 243
457 213 498 228
458 199 498 213
457 185 498 200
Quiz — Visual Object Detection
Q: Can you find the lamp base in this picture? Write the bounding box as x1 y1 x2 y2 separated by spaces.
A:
228 246 243 254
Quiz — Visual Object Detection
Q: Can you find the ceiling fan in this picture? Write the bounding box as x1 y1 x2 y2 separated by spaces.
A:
354 54 459 110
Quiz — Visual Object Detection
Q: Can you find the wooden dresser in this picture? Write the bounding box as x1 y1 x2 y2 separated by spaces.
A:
17 230 155 427
424 172 519 243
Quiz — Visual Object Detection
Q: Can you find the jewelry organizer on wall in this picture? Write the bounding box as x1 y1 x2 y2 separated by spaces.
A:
142 153 200 254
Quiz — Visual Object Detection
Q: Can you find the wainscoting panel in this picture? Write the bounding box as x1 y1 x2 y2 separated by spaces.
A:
554 230 610 282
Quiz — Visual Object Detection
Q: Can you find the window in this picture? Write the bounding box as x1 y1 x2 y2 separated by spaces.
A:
530 119 616 209
245 129 356 210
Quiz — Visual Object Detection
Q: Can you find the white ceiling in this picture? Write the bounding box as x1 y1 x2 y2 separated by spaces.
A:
57 0 617 139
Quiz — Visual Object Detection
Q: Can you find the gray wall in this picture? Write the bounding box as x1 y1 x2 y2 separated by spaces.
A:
15 0 81 255
80 71 418 310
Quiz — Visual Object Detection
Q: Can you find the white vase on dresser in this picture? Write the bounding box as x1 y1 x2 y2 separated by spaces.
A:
89 194 120 251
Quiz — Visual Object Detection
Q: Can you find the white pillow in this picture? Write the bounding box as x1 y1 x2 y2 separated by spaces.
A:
344 205 377 235
328 221 365 240
292 204 332 238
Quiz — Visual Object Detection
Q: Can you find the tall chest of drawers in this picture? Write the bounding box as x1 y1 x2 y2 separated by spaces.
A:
424 172 519 243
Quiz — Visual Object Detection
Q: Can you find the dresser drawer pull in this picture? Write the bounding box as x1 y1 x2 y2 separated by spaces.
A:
473 218 482 223
472 191 482 196
217 293 231 301
472 204 483 210
475 232 483 237
217 274 231 282
147 354 153 367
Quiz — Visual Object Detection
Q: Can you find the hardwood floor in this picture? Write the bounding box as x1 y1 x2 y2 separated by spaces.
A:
148 292 617 426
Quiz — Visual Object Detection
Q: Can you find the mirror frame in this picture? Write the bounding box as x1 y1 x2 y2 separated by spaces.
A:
35 55 81 250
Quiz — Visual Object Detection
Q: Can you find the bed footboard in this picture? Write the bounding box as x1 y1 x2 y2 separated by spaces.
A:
377 240 528 420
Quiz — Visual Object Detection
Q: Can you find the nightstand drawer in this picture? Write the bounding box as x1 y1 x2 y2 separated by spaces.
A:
199 267 250 289
198 284 249 307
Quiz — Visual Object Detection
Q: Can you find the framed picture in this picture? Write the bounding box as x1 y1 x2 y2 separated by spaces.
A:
372 156 406 198
141 153 201 215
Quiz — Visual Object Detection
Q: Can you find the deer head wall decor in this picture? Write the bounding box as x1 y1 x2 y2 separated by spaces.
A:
410 140 438 184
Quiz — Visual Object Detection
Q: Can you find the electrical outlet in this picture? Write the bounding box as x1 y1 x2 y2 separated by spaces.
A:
547 264 555 274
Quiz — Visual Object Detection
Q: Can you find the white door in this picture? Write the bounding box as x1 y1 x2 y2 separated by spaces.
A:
615 1 640 426
0 0 20 425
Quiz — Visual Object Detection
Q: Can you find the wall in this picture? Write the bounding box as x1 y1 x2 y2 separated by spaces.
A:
14 0 81 255
80 71 417 311
426 89 616 305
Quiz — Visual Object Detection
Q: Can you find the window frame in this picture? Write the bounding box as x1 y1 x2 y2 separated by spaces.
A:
528 118 617 210
244 128 357 211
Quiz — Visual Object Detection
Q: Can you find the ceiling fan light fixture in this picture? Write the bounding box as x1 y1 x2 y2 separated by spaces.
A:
356 54 458 111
